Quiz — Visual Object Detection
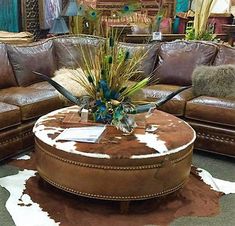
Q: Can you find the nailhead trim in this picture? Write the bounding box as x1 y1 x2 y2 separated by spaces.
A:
197 132 235 145
0 131 33 145
36 139 193 170
39 172 186 201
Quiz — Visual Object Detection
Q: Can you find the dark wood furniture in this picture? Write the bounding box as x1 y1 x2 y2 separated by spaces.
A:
124 33 185 43
124 33 228 43
96 0 162 16
222 24 235 46
109 24 132 41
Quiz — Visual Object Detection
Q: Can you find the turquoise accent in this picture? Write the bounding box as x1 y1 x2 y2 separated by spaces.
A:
173 18 180 33
0 0 20 32
175 0 189 12
173 0 190 33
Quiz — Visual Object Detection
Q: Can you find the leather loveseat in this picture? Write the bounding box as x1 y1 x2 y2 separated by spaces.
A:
0 35 234 161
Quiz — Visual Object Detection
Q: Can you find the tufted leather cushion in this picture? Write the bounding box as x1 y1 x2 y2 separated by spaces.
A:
7 40 57 86
185 96 235 128
213 45 235 65
0 44 17 89
54 35 104 69
0 87 63 121
0 102 21 131
153 41 218 86
133 85 195 116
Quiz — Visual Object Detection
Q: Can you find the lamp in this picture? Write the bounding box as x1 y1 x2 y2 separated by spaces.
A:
62 0 79 34
62 0 79 16
49 16 69 35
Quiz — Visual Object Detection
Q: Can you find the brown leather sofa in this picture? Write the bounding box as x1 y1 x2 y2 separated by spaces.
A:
0 35 234 161
141 42 235 157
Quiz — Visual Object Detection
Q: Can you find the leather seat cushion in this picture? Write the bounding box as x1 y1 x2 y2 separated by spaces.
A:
0 87 63 121
28 81 56 90
185 96 235 128
133 85 195 116
153 41 218 86
213 45 235 65
0 102 21 131
7 40 57 86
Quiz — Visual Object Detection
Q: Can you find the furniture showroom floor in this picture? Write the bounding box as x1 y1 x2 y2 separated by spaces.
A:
0 150 234 226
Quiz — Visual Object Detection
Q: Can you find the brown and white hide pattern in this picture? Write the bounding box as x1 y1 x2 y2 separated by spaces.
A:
0 154 235 226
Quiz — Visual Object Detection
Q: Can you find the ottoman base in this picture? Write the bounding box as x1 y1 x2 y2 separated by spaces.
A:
35 139 193 201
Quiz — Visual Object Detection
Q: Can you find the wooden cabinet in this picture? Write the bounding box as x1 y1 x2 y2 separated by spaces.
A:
96 0 175 17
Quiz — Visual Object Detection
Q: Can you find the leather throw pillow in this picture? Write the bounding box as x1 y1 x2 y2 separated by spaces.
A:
7 40 57 87
54 36 104 69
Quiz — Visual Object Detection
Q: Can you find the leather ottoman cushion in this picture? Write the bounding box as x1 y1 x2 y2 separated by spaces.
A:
54 35 104 69
7 40 57 86
153 41 218 86
185 96 235 128
0 102 21 131
0 87 63 121
133 85 194 116
213 45 235 65
0 44 17 89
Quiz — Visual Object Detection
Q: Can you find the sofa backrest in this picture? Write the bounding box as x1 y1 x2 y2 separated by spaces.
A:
0 43 17 89
118 42 159 79
7 39 57 86
213 45 235 65
53 34 104 69
53 35 159 81
2 36 234 90
152 41 218 86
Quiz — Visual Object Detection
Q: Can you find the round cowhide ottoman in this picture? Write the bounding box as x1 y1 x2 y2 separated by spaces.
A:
33 106 196 203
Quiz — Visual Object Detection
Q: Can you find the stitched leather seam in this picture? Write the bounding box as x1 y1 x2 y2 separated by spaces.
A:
36 139 192 170
197 132 235 144
39 172 186 200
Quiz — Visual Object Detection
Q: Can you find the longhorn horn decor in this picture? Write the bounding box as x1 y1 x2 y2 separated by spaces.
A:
33 33 190 133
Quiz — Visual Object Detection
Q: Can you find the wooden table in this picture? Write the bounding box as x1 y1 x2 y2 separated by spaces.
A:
124 33 228 43
222 24 235 46
124 33 185 43
33 106 195 204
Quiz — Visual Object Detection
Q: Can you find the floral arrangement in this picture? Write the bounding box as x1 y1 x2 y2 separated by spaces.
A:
34 34 188 133
65 34 149 133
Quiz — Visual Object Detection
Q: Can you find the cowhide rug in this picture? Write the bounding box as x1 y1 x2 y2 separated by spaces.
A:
0 153 235 226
